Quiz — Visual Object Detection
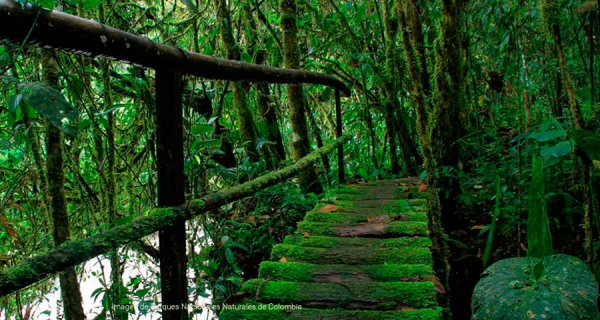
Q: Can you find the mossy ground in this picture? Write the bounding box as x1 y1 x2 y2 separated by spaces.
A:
220 179 440 319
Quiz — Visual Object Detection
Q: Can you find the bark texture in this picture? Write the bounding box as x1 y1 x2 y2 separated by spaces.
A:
43 52 86 320
218 0 259 162
281 0 323 194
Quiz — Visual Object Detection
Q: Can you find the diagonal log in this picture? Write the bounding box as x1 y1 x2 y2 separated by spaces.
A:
0 0 349 95
0 134 352 297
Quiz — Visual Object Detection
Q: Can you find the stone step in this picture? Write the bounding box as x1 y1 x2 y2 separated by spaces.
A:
304 210 427 224
237 280 438 310
270 244 432 265
282 235 432 249
296 221 428 237
219 306 441 319
258 261 433 283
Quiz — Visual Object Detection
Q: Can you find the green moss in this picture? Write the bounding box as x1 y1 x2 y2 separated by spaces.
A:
361 264 433 280
259 261 433 282
282 235 432 248
296 221 428 237
220 307 441 320
270 244 431 265
304 211 427 224
386 221 429 236
259 262 316 282
240 281 437 309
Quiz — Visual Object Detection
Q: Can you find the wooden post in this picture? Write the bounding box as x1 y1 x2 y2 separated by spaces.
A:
155 68 188 320
335 88 345 184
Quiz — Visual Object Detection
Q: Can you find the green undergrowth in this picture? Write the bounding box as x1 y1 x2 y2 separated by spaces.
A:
193 181 318 305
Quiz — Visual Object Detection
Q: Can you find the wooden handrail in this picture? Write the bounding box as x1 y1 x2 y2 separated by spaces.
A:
0 0 349 95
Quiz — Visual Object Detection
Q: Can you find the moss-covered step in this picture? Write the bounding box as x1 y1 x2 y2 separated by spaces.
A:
331 199 426 209
258 261 433 282
282 235 432 249
238 279 438 310
332 185 399 196
331 190 403 201
296 221 428 237
332 192 428 201
270 244 432 265
219 306 441 320
313 199 427 214
304 210 427 224
345 178 422 187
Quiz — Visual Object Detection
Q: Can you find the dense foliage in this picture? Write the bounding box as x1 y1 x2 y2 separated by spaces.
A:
0 0 599 319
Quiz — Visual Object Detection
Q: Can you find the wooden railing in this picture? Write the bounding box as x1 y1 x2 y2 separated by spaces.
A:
0 1 350 319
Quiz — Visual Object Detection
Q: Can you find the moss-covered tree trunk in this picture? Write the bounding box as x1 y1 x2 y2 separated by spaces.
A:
398 0 432 170
243 5 286 167
218 0 259 162
382 0 420 175
281 0 323 194
428 0 468 318
101 61 128 320
42 52 86 320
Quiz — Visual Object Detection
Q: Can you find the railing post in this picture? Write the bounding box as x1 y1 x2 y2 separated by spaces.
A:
155 68 188 320
335 88 345 184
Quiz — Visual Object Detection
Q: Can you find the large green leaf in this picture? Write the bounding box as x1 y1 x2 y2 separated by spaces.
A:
529 129 566 142
19 82 78 136
540 141 572 158
482 175 501 267
472 254 599 320
569 129 600 161
527 156 552 258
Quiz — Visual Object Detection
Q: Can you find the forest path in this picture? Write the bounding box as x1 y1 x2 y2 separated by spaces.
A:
220 178 442 319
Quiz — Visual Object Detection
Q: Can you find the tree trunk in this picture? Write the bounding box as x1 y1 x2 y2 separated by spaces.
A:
101 61 128 320
244 5 286 166
42 51 86 320
155 69 188 320
218 0 260 162
428 0 468 317
382 0 420 175
542 0 585 129
398 0 432 171
281 0 323 194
